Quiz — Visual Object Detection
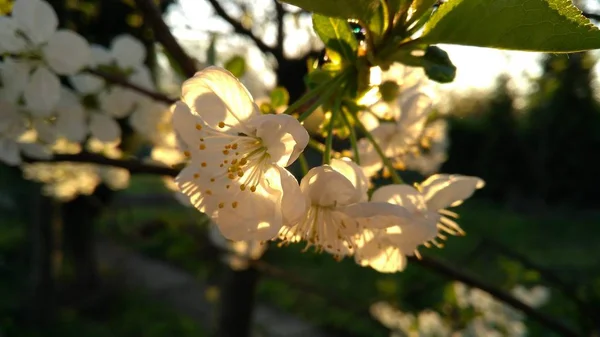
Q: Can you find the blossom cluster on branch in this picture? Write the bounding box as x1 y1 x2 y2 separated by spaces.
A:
172 66 484 273
0 0 174 200
371 282 550 337
0 0 487 273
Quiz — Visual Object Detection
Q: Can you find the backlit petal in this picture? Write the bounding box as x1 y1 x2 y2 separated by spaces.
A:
182 66 258 132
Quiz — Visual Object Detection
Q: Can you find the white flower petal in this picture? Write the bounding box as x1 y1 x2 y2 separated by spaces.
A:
300 165 360 207
214 167 285 241
0 17 27 53
371 184 426 214
171 101 203 150
12 0 58 45
355 240 407 273
0 57 31 103
339 202 413 229
420 174 485 210
32 119 57 144
331 157 369 202
55 88 87 142
130 65 155 90
24 66 61 117
43 30 91 75
182 66 258 132
398 91 432 126
252 113 309 167
99 87 137 118
89 113 121 143
69 73 104 95
90 44 113 66
111 34 146 69
277 166 307 226
19 141 51 160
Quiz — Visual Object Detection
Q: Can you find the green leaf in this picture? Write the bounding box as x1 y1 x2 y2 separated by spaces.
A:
206 34 217 66
223 56 246 78
270 87 290 108
312 14 359 62
283 0 381 23
393 46 456 83
407 0 437 27
386 0 404 16
367 0 389 43
420 0 600 52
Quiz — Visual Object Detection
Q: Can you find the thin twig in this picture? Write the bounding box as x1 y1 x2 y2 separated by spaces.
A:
410 255 581 337
206 0 282 61
87 69 177 105
25 151 583 336
133 0 198 78
24 152 178 177
479 237 598 332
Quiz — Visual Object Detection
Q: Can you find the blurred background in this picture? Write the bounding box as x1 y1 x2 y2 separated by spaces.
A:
1 0 600 336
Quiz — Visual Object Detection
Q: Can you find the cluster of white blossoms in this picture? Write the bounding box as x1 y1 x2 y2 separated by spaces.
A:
173 66 484 273
0 0 171 200
358 63 449 178
371 282 550 337
1 0 484 274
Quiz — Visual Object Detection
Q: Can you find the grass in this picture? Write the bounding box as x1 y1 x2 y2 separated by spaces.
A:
94 175 600 336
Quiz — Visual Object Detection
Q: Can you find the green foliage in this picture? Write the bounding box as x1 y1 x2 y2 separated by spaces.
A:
421 0 600 52
282 0 382 24
312 14 359 62
223 55 246 78
206 34 217 66
366 0 389 43
270 87 290 108
391 45 456 82
409 0 437 24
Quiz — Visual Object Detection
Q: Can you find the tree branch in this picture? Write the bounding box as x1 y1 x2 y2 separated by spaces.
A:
410 255 580 337
206 0 282 61
25 152 179 177
133 0 198 78
87 69 177 105
21 151 583 336
274 0 285 58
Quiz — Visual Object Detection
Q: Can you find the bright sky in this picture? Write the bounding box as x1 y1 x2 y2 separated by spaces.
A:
164 0 597 96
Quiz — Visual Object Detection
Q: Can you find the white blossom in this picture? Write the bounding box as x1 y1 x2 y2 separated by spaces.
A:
279 158 413 256
174 66 309 241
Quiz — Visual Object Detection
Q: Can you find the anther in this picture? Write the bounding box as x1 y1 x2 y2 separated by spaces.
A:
232 201 238 208
195 124 202 130
193 173 200 179
201 162 207 167
199 144 206 150
218 122 225 128
250 186 256 192
218 202 224 208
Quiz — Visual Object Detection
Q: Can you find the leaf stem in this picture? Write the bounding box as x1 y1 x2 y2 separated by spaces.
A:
350 108 403 184
323 99 341 165
341 109 360 165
